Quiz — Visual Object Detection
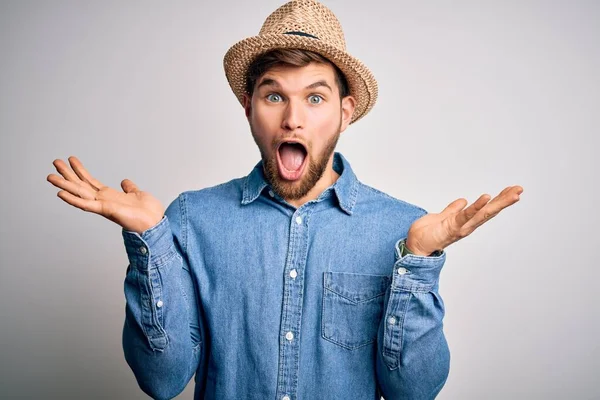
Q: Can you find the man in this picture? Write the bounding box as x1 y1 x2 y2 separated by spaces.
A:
46 0 523 399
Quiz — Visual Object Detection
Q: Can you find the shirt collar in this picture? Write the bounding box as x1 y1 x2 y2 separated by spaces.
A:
241 152 359 215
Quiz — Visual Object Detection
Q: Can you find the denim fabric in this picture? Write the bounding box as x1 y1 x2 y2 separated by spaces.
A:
121 152 450 400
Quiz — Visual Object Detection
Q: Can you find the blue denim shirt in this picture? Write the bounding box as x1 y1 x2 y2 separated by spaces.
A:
121 152 450 400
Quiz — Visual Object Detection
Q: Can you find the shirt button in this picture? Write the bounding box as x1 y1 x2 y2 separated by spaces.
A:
156 300 163 308
139 246 147 255
388 316 397 325
289 269 297 279
282 396 290 400
285 331 294 341
295 216 303 225
397 267 408 275
268 190 275 197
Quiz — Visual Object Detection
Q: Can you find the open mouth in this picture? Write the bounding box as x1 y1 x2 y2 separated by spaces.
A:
276 141 308 181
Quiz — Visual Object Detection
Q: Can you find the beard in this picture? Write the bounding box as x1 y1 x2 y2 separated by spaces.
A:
251 119 342 201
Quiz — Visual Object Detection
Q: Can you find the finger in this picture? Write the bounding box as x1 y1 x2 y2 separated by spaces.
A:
453 194 491 227
440 198 468 216
68 156 106 191
478 186 523 214
57 190 102 213
47 174 97 200
498 186 515 197
508 185 524 197
460 187 522 233
121 179 140 194
486 186 521 207
454 186 522 228
53 158 83 183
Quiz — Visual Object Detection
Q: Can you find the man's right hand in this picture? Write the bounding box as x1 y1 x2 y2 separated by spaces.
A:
47 156 165 234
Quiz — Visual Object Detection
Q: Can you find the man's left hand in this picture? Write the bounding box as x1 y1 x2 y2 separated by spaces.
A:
406 185 524 256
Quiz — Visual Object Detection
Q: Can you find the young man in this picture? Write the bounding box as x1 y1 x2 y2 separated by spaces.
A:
47 0 523 399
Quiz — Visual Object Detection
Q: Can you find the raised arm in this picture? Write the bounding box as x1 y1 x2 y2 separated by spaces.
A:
376 185 523 399
47 157 205 399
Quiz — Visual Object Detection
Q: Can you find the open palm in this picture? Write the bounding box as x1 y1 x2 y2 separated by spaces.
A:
47 156 164 234
406 185 524 255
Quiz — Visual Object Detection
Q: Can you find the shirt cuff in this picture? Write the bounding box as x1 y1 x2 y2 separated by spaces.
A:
392 238 446 291
122 216 175 271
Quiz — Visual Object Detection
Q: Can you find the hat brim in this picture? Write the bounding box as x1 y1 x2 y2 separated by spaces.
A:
223 33 378 124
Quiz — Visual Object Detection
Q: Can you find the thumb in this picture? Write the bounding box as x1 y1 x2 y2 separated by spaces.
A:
440 198 468 216
121 179 140 194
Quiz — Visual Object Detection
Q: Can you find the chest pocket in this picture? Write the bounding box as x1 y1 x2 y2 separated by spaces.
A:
322 271 390 350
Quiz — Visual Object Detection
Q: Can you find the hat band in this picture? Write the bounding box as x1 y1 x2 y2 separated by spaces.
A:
284 31 319 39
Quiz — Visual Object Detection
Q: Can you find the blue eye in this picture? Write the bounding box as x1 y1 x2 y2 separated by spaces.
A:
266 93 282 102
309 95 323 104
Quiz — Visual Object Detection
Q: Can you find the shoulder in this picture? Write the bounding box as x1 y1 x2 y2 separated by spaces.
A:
164 178 247 225
179 177 245 204
355 181 428 219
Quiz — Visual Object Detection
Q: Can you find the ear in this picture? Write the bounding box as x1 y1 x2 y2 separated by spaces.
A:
242 93 252 120
339 95 356 133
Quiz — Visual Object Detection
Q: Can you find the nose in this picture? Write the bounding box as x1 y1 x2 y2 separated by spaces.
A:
281 98 304 131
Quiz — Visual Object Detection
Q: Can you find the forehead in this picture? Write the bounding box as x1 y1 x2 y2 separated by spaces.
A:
257 62 337 88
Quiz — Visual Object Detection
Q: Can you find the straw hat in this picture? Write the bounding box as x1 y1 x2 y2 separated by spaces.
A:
223 0 378 124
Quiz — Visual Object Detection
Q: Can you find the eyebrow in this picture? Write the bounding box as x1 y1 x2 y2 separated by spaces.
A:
306 80 333 92
256 78 333 93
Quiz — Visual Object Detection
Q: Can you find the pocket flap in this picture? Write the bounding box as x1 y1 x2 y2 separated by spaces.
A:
324 272 390 303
